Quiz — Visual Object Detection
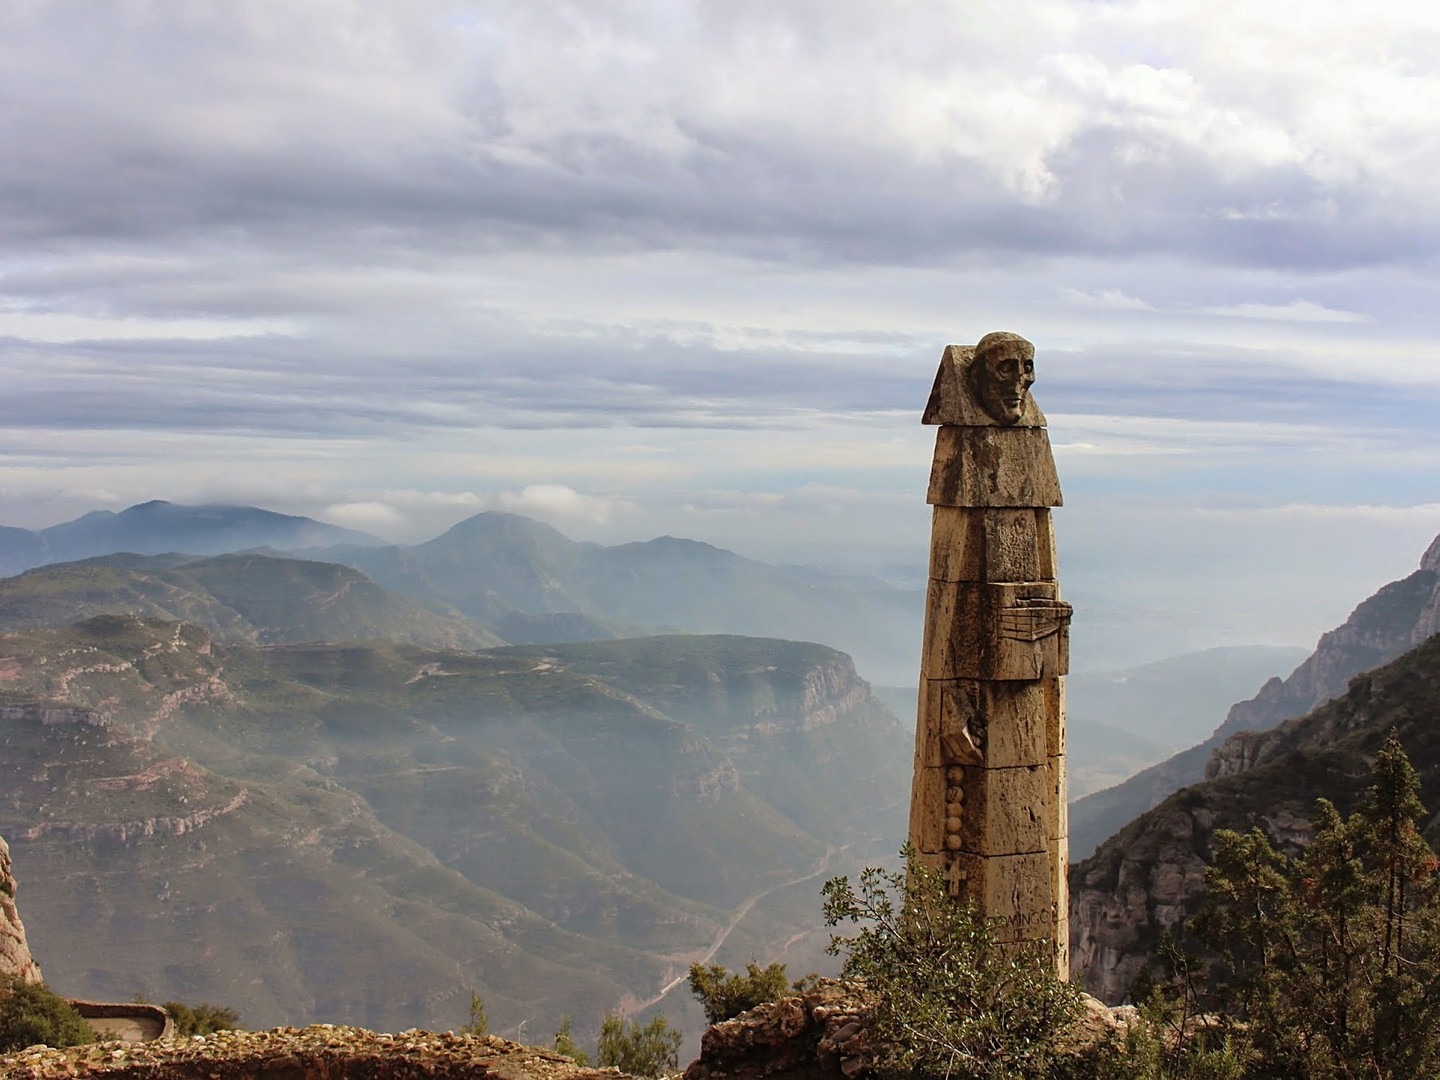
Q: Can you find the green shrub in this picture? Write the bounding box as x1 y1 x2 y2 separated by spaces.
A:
822 849 1083 1080
687 960 793 1024
553 1014 589 1066
1186 732 1440 1080
0 978 97 1053
162 1001 241 1037
595 1012 682 1078
458 990 488 1036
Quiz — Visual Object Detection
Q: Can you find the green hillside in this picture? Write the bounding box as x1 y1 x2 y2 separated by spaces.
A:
0 616 908 1037
0 553 499 648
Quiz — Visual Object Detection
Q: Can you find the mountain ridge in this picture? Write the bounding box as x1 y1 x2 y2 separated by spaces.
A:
0 502 925 684
1070 630 1440 1004
1069 535 1440 859
0 501 385 576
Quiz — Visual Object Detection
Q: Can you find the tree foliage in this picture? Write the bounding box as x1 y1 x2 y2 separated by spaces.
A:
459 990 488 1036
0 978 96 1053
553 1014 589 1066
1180 732 1440 1079
821 849 1083 1080
595 1012 682 1078
687 960 794 1024
163 1001 241 1037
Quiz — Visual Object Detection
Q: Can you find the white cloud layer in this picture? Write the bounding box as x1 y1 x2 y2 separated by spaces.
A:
2 1 1440 670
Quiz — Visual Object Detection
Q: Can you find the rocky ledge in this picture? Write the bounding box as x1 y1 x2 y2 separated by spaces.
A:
0 1026 636 1080
684 980 875 1080
682 979 1135 1080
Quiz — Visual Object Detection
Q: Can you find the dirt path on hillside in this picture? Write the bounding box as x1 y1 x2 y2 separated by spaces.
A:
631 845 840 1014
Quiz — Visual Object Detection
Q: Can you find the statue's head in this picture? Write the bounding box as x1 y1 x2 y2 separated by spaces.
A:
967 331 1035 425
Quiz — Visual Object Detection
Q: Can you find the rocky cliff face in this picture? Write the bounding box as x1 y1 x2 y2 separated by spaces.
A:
1070 631 1440 1004
1070 535 1440 859
0 833 42 985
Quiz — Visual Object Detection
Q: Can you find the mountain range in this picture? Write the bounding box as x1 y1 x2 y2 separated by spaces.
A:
6 495 1395 1038
0 501 383 576
0 502 923 687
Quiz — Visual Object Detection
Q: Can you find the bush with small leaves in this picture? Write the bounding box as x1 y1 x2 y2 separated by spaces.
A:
553 1014 589 1066
162 1001 241 1038
687 960 794 1024
1187 732 1440 1080
0 978 96 1053
595 1012 682 1078
822 848 1083 1080
459 990 488 1036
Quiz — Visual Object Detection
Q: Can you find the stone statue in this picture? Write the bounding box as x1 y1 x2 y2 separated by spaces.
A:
908 332 1071 974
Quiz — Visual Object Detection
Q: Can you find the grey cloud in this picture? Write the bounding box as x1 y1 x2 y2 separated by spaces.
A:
3 4 1436 274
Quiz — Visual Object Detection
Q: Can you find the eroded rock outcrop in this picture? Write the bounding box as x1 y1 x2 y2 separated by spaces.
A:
0 833 42 985
0 1026 633 1080
683 980 876 1080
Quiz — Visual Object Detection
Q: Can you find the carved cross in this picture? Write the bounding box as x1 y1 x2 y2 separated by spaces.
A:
945 858 966 899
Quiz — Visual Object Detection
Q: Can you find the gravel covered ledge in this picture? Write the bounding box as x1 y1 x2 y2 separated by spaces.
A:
0 1025 638 1080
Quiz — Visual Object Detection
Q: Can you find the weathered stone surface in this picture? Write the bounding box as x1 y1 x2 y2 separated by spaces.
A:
68 1002 175 1044
948 851 1055 944
0 1026 629 1080
908 763 948 855
927 427 1062 509
922 580 1071 681
955 765 1048 856
1044 677 1066 757
1045 756 1068 841
913 679 1049 770
684 979 874 1080
922 345 1047 428
910 331 1068 970
0 833 41 986
928 508 1056 583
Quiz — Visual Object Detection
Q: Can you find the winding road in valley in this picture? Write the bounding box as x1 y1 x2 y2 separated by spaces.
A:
632 845 841 1014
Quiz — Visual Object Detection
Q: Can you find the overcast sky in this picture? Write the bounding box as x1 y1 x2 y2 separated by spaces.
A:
3 0 1440 670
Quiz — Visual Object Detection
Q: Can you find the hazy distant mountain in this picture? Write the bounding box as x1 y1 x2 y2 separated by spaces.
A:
0 552 498 648
317 511 924 684
1072 630 1440 1002
0 616 907 1035
0 501 385 576
0 503 923 683
1070 534 1440 860
1066 646 1309 753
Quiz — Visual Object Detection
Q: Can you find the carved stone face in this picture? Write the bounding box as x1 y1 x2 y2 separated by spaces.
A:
969 339 1035 425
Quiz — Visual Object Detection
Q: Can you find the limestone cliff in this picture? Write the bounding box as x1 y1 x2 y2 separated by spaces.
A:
1070 534 1440 859
0 833 41 985
1070 631 1440 1004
